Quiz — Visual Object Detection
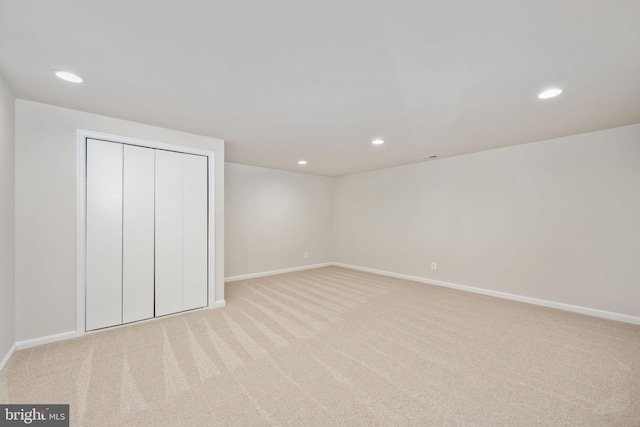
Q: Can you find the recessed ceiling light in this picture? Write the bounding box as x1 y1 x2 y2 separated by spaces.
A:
371 139 384 145
298 160 307 165
55 71 83 83
538 88 562 99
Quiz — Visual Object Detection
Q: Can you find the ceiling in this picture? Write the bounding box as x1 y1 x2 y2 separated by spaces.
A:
1 0 639 177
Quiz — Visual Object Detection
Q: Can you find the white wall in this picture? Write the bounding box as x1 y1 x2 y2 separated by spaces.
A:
15 100 225 342
9 97 640 347
225 163 333 278
0 76 15 362
333 124 640 318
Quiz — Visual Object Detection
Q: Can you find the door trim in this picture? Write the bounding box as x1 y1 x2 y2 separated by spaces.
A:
76 129 216 336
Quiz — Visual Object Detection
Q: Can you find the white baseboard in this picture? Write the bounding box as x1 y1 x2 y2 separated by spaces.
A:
15 331 79 351
332 262 640 325
0 342 17 372
212 299 226 308
225 262 333 282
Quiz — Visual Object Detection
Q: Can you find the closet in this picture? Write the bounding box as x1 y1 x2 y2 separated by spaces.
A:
85 138 208 331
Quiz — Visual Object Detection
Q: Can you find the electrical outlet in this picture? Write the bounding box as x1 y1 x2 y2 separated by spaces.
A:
304 252 309 258
431 262 437 270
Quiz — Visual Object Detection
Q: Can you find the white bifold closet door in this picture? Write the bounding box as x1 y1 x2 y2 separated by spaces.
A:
155 150 208 316
86 140 208 330
86 139 123 330
155 150 183 316
122 145 155 324
182 154 208 311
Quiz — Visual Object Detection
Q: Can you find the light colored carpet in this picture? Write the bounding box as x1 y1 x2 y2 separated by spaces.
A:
1 266 639 426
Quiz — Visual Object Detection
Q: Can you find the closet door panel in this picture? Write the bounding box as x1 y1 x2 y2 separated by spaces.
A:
155 150 183 316
86 139 123 330
123 145 155 323
182 154 208 310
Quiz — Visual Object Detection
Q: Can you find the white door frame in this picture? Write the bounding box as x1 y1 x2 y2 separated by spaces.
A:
76 129 217 335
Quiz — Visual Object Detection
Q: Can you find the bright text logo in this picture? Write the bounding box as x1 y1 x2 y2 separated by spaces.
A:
0 405 68 426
